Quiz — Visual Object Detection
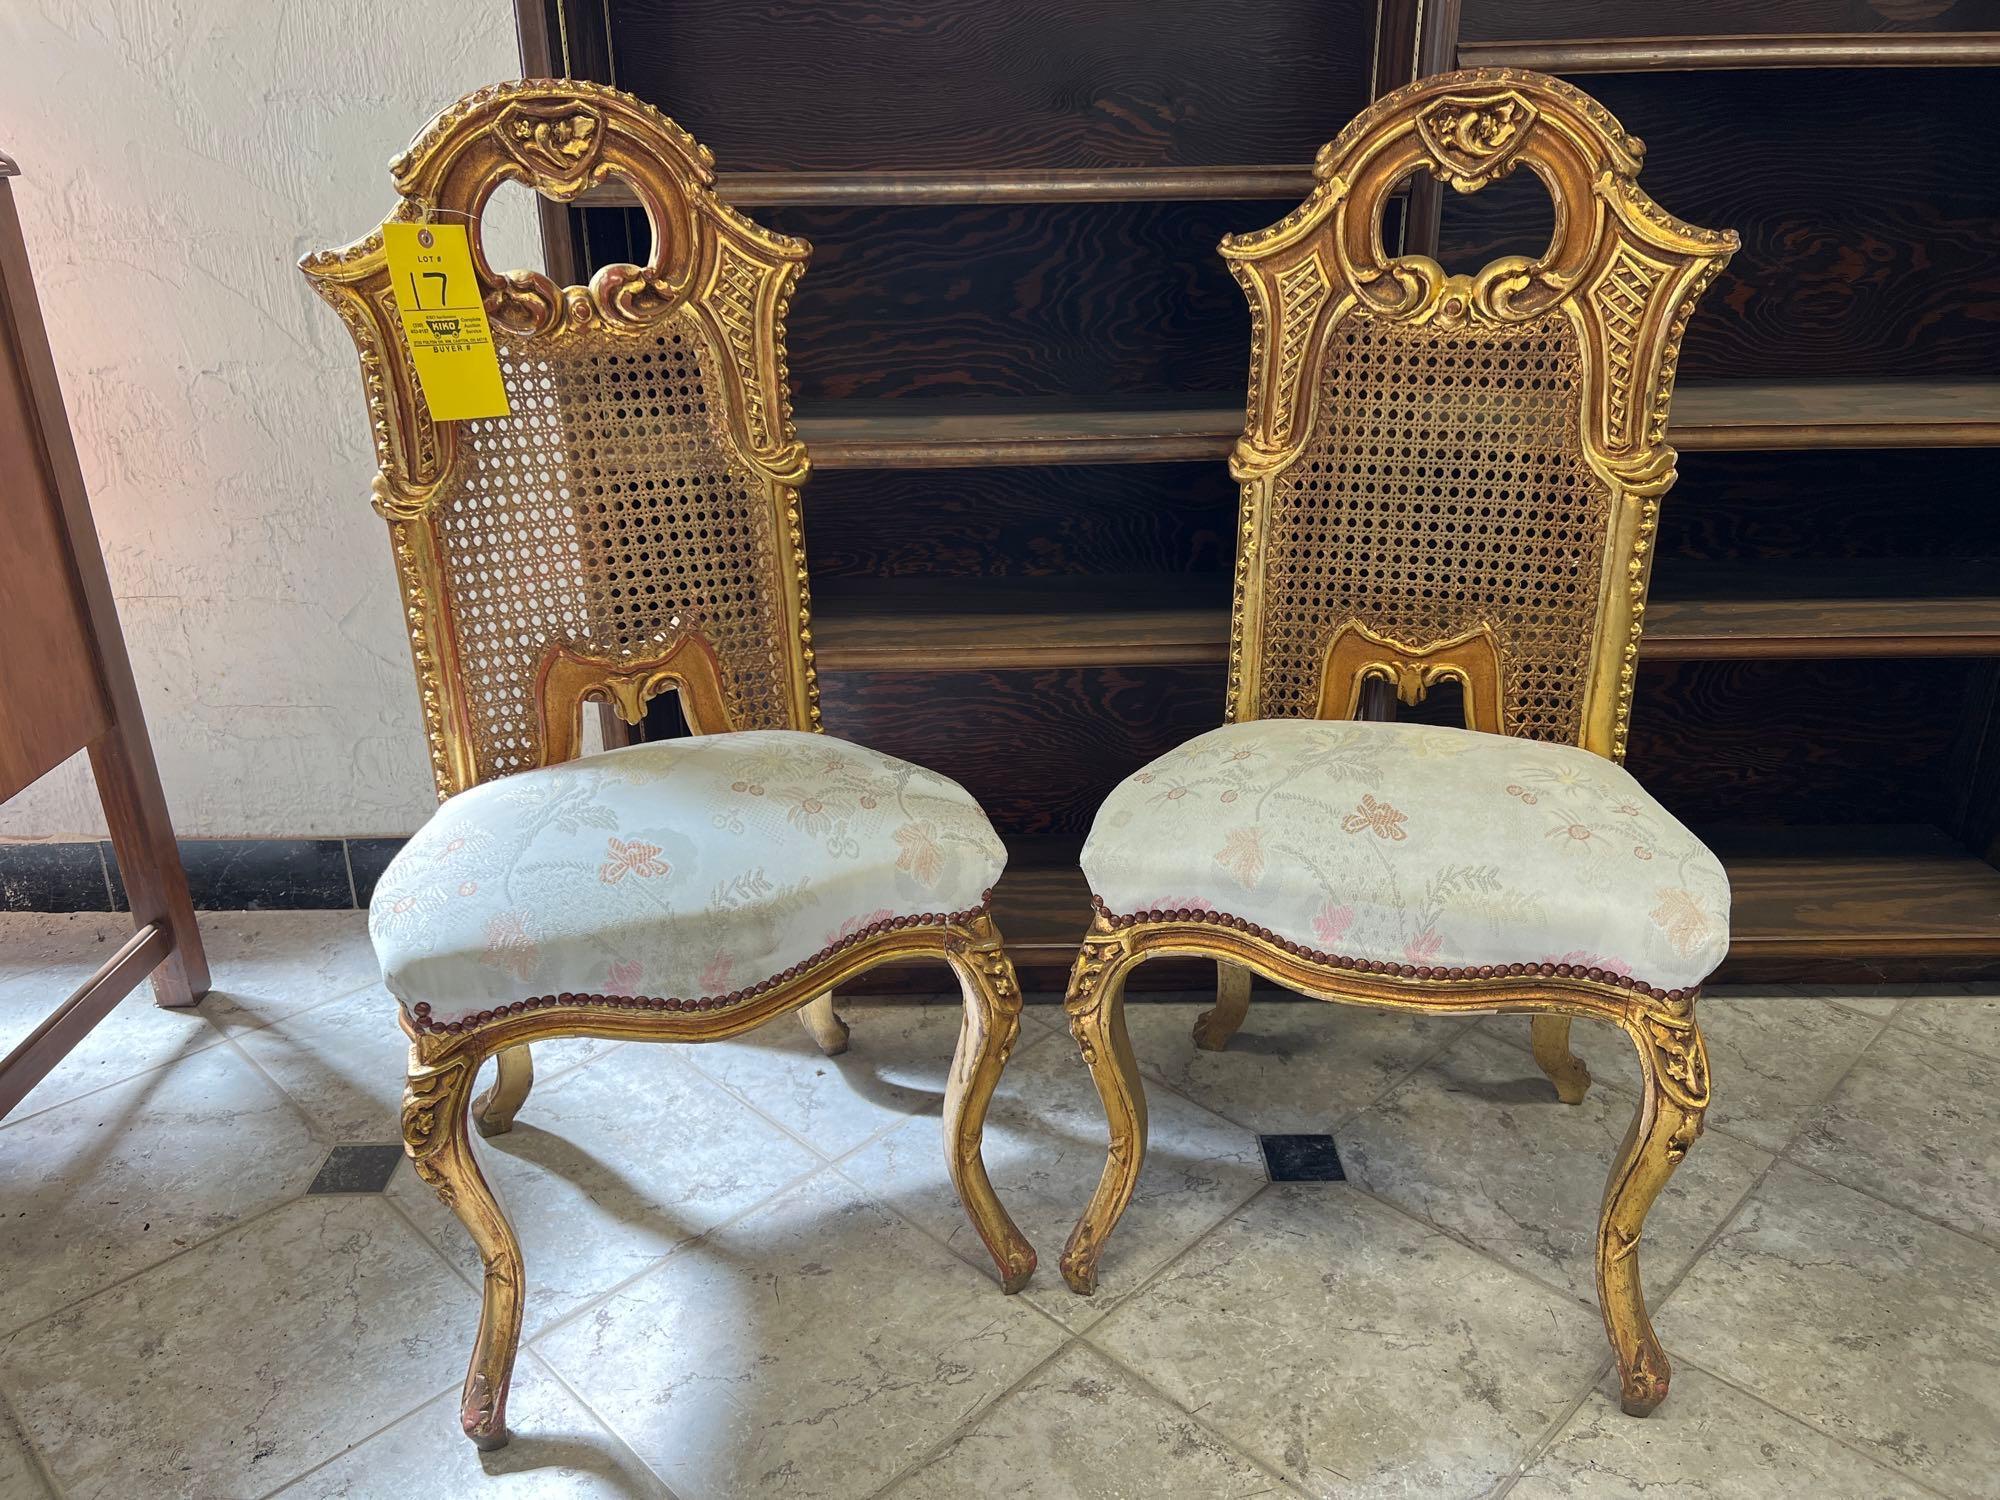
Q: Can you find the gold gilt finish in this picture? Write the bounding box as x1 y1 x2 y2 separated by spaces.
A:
303 81 1032 1451
1060 70 1734 1419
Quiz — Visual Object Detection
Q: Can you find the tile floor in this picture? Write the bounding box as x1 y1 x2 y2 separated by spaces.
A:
2 911 1996 1500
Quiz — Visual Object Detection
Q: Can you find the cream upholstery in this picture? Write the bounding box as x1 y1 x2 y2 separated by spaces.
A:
371 730 1006 1024
1083 719 1729 992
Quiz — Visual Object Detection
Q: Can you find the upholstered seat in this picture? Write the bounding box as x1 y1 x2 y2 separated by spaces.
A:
1082 719 1729 994
371 730 1006 1026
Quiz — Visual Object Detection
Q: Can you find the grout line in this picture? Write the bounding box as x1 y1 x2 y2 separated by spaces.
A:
1485 1353 1618 1499
517 1349 685 1500
339 840 358 911
93 842 115 914
1077 1323 1319 1499
0 1375 66 1500
859 1336 1084 1500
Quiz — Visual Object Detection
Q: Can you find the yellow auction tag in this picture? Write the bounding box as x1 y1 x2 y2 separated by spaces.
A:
382 221 510 421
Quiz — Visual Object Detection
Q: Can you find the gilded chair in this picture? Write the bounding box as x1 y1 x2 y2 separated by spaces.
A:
301 80 1034 1450
1060 69 1736 1416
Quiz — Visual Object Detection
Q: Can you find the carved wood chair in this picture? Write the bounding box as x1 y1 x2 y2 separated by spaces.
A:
301 80 1034 1450
1060 69 1736 1416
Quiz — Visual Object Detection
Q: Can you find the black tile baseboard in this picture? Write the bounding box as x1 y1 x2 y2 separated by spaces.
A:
0 836 409 913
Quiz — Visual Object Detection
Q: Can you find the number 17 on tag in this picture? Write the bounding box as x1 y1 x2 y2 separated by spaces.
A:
382 221 511 421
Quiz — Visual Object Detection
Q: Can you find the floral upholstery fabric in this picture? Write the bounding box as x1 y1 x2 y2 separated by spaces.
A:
1083 719 1730 991
370 730 1006 1023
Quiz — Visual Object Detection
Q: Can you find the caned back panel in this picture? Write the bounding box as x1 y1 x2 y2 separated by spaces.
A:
1256 310 1611 742
440 316 793 783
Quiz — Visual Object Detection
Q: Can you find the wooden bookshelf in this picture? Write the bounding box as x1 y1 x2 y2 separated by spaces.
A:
1459 32 2000 72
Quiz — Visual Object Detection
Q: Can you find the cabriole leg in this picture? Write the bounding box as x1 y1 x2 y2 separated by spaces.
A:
1531 1014 1592 1104
472 1043 534 1138
1193 961 1253 1051
942 918 1036 1292
404 1046 526 1449
1597 998 1709 1416
797 989 850 1057
1060 925 1145 1295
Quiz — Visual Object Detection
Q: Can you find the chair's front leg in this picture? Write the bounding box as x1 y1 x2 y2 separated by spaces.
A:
472 1043 535 1137
1193 960 1253 1051
797 989 850 1056
1060 922 1146 1295
404 1043 526 1449
942 915 1036 1292
1530 1014 1592 1104
1597 995 1709 1416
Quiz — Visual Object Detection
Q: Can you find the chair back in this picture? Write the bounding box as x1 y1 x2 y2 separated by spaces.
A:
1221 68 1735 759
303 80 816 797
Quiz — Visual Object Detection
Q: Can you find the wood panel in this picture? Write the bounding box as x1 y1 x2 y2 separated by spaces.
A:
762 200 1259 402
603 0 1375 173
1461 34 2000 71
1626 659 1969 829
816 663 1224 842
583 166 1324 209
1437 71 2000 381
1661 448 2000 560
800 462 1238 580
1457 0 2000 43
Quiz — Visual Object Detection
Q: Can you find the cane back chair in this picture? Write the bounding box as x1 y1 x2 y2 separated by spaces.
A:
1060 69 1737 1416
301 79 1034 1449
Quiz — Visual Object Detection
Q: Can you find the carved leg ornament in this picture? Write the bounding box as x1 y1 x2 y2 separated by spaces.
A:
1194 961 1253 1051
1530 1014 1592 1105
797 989 850 1057
1597 996 1709 1416
1060 920 1146 1295
472 1043 535 1138
404 1045 526 1449
942 916 1036 1293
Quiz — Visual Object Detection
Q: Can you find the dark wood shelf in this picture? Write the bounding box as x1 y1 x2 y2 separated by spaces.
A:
581 165 1322 210
976 826 2000 987
1458 32 2000 73
797 383 2000 469
808 565 2000 672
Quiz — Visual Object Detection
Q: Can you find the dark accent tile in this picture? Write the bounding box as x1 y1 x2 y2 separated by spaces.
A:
107 838 355 911
1259 1133 1345 1183
0 841 113 912
307 1143 405 1194
344 837 409 908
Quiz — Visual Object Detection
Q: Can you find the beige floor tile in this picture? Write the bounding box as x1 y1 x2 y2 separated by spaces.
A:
1790 1027 2000 1244
197 910 379 1029
1511 1364 1934 1500
0 1196 475 1500
881 1342 1298 1500
1779 983 1910 1020
387 1044 822 1334
0 962 222 1120
225 984 616 1144
533 1172 1067 1500
0 1394 50 1499
1088 1184 1604 1500
0 913 132 977
1662 1162 2000 1497
271 1354 668 1499
1123 999 1469 1134
0 1041 322 1331
840 1027 1265 1330
1897 989 2000 1063
1340 1029 1769 1304
1500 993 1885 1153
682 998 1051 1160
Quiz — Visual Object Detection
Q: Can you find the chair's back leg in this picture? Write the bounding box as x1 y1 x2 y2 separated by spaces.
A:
1194 961 1254 1051
1531 1014 1593 1104
797 990 850 1056
473 1043 535 1137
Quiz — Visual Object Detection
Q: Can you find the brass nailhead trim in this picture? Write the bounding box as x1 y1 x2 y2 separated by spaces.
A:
1090 895 1690 1003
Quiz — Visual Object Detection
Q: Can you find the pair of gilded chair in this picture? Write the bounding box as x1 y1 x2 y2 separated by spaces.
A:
304 69 1734 1450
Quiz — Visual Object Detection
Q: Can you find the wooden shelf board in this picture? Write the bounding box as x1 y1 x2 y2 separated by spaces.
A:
978 830 2000 986
807 566 2000 672
580 165 1323 210
797 384 2000 469
1459 32 2000 74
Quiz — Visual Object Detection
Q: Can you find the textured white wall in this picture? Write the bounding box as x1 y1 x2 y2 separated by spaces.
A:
0 0 537 838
